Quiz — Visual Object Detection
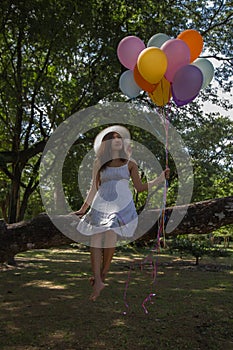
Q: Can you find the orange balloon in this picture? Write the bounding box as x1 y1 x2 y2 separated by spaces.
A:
177 29 203 62
133 65 156 93
149 76 171 106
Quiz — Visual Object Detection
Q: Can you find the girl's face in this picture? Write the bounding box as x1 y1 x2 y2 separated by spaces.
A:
111 132 123 151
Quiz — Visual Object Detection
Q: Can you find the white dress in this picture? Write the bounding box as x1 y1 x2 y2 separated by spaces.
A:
77 162 138 239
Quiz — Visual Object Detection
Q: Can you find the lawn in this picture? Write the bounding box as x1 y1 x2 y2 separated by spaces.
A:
0 246 232 350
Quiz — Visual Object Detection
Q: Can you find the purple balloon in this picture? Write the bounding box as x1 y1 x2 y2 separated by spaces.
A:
172 93 199 107
172 65 203 106
117 36 145 70
161 39 190 82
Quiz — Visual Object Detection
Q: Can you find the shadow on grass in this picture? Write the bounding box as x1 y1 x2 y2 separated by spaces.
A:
0 247 232 350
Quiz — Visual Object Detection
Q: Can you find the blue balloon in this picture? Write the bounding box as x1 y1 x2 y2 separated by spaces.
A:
192 58 214 89
147 33 170 48
119 70 141 98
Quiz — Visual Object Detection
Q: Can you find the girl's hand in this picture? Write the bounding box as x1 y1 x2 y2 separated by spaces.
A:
164 167 170 179
72 209 86 217
158 168 170 183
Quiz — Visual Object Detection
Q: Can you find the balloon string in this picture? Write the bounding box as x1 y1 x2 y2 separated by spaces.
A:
123 104 170 315
123 264 131 314
161 106 170 247
141 105 170 314
142 293 156 314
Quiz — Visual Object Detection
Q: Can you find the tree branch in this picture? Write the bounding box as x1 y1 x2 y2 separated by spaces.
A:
0 140 47 165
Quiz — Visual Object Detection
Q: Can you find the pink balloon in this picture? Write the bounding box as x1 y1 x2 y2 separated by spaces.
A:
172 65 203 106
161 39 191 82
117 36 145 70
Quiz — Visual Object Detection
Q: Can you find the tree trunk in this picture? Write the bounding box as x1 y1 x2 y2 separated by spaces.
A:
7 164 22 265
0 196 232 264
8 165 21 224
139 195 233 243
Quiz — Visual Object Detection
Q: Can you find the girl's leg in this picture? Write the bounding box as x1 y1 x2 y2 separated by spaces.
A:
90 233 105 301
102 230 117 281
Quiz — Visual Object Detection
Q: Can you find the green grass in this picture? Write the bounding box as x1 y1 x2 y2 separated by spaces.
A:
0 246 232 350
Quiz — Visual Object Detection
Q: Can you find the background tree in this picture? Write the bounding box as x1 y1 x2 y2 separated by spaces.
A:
0 0 232 224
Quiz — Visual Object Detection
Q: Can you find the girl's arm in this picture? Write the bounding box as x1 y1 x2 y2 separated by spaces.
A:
74 159 100 216
129 160 170 193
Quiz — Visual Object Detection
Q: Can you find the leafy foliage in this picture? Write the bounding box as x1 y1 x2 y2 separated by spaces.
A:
168 234 231 265
0 0 232 222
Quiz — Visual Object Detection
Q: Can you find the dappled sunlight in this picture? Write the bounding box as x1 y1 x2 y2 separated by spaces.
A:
1 302 24 312
16 248 90 265
3 321 21 333
23 280 67 290
107 270 128 284
112 318 126 327
170 282 232 294
47 329 74 341
0 247 232 350
170 287 186 291
205 285 231 292
18 256 84 264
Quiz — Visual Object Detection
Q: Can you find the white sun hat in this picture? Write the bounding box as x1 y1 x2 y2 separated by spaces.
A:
93 125 131 155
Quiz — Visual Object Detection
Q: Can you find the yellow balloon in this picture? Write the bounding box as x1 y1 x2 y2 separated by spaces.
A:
149 76 171 106
137 47 167 84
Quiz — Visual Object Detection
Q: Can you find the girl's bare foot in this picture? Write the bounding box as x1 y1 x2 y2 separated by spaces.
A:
101 272 105 282
89 273 106 286
89 281 105 301
89 276 95 286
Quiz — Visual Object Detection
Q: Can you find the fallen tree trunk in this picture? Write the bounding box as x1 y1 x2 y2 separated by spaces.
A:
0 196 232 264
140 195 233 243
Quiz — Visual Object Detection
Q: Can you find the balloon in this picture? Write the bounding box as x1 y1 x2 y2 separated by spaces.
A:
172 65 203 106
172 93 199 107
177 29 203 62
147 33 170 48
149 77 171 106
192 58 214 89
117 36 145 70
119 70 141 98
137 47 168 84
161 39 190 82
133 65 156 92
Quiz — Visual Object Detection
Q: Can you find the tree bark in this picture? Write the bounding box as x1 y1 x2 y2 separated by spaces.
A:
140 195 233 243
0 196 232 264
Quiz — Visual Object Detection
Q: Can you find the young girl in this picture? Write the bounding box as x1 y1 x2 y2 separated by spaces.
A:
74 125 169 301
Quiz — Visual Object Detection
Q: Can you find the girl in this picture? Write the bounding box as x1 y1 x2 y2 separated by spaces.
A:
74 125 169 301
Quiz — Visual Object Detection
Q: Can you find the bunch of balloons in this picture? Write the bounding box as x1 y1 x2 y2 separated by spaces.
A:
117 29 214 107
